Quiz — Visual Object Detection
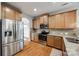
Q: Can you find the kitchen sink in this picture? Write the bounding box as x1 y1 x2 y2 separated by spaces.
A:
66 37 79 44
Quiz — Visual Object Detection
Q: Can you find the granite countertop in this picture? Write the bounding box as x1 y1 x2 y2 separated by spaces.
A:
63 37 79 56
48 33 79 56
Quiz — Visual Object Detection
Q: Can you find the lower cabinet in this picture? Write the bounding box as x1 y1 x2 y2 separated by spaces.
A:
54 36 62 49
47 35 65 51
47 35 55 47
31 33 39 43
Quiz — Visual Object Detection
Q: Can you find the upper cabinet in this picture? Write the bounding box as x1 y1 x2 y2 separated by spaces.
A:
48 10 76 29
43 15 48 24
1 3 22 21
39 15 48 24
40 16 44 24
33 19 37 29
64 11 76 28
4 6 16 20
48 15 56 28
16 11 22 21
32 15 48 29
55 13 65 28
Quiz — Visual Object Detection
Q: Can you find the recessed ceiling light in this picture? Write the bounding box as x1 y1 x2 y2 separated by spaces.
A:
33 8 37 12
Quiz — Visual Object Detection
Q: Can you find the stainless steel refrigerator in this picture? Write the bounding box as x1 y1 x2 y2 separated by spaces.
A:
1 19 24 56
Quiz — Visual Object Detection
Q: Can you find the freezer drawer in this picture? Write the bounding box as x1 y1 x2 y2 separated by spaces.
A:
19 41 24 50
13 42 17 54
9 43 15 55
16 42 20 52
2 44 11 56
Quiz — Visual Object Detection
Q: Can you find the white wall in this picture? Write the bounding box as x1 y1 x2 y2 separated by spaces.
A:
22 14 33 41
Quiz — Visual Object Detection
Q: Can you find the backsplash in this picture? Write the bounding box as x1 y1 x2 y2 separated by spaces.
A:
32 28 79 37
49 29 79 36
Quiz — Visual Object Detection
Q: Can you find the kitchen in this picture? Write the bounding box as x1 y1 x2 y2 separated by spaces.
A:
0 2 79 56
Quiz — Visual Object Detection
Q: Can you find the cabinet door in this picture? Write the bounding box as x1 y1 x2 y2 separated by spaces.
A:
59 13 65 28
40 16 44 24
33 20 35 28
4 6 16 20
43 15 48 24
55 14 64 28
1 5 5 19
51 15 56 28
32 20 34 28
54 36 62 49
48 15 56 28
31 33 34 41
33 19 37 29
36 18 40 29
16 12 22 21
47 35 55 47
55 14 60 28
34 33 39 43
48 16 52 28
64 11 76 28
32 19 35 29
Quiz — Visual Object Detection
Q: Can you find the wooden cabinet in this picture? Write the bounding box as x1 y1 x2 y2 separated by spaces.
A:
33 19 37 29
40 16 44 24
55 14 60 28
55 13 65 28
48 10 76 29
32 15 48 29
33 18 40 29
33 11 76 29
32 18 40 29
16 12 22 21
47 35 64 50
54 36 62 49
60 13 65 28
47 35 55 47
40 15 48 24
64 11 76 28
4 6 16 20
43 15 48 24
36 18 40 28
48 15 56 28
31 33 39 43
31 32 34 41
1 3 22 21
48 16 52 28
34 33 39 42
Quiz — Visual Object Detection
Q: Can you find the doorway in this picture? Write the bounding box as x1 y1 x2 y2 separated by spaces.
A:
22 17 30 45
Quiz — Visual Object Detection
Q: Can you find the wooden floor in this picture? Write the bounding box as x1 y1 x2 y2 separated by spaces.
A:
16 41 52 56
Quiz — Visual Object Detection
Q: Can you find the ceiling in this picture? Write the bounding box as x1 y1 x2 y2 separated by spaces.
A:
8 2 79 18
